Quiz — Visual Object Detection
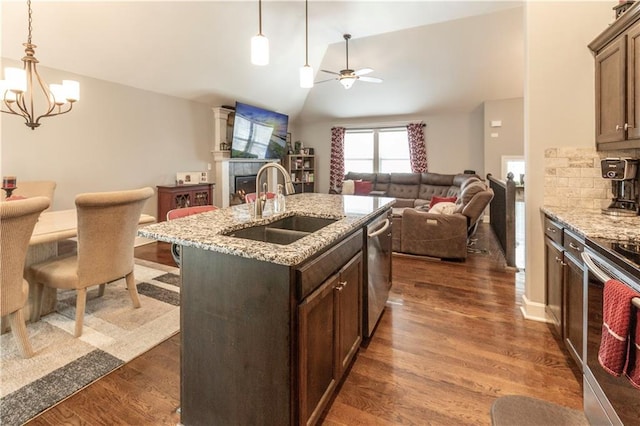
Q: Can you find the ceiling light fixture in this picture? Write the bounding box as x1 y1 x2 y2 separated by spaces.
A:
339 75 357 90
251 0 269 66
0 0 80 130
299 0 313 88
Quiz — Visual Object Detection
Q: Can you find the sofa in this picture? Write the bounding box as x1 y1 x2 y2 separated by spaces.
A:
340 172 494 260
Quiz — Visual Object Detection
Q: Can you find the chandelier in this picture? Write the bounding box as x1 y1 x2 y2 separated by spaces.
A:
0 0 80 130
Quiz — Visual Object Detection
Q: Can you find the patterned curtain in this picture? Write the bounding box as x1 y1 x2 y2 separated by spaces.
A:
407 123 428 173
329 127 346 193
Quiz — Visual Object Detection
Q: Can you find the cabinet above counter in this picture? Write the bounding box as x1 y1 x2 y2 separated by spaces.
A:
139 193 395 266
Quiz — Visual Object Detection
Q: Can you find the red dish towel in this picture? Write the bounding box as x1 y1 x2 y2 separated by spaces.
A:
625 303 640 389
598 279 639 376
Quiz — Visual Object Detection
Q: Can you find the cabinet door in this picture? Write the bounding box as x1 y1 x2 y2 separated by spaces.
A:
336 254 362 375
627 21 640 140
595 36 626 144
544 237 563 335
563 254 584 370
298 274 338 426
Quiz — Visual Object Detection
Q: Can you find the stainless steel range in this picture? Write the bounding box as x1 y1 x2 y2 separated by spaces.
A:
583 238 640 425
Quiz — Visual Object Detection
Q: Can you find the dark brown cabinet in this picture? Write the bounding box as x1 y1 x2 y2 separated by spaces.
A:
156 183 213 222
563 251 584 368
545 236 563 334
590 4 640 150
298 253 362 426
543 215 585 369
180 228 364 426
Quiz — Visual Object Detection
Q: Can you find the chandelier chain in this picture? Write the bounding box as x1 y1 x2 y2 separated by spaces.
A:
27 0 33 45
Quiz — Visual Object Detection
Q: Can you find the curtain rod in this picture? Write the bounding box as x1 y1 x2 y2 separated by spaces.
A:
341 121 426 131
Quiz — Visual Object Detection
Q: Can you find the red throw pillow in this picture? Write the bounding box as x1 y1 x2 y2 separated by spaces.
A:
354 180 373 195
429 196 457 209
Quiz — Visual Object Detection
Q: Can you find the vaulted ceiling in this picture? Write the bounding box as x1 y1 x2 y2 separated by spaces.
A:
1 1 524 123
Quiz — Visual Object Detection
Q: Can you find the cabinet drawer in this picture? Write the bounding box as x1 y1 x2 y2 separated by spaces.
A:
544 217 563 245
563 229 585 263
297 229 363 300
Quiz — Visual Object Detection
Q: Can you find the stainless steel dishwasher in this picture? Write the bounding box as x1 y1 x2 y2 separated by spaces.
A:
363 209 392 338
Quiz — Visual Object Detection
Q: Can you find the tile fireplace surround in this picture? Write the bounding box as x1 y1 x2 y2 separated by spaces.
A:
212 156 278 207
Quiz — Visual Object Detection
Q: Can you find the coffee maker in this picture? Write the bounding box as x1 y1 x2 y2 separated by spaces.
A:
601 157 639 216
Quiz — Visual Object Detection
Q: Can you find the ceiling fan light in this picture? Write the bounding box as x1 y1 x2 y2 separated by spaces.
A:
251 34 269 66
340 77 356 90
300 65 314 88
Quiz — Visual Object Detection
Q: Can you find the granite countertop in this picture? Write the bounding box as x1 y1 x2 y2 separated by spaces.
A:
541 206 640 241
139 193 395 266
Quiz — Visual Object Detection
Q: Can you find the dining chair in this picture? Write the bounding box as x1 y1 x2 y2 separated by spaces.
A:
166 205 217 266
2 181 56 211
244 192 275 203
29 187 154 337
1 196 51 357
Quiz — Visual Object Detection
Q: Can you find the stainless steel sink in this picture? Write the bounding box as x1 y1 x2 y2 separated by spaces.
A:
223 215 338 245
265 215 337 233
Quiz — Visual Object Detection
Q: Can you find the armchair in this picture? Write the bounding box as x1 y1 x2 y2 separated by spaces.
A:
400 182 494 260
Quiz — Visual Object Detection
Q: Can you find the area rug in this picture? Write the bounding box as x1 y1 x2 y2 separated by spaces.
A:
0 260 180 425
490 395 589 426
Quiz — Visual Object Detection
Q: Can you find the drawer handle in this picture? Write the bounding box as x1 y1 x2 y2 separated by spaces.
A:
569 242 581 251
555 256 562 263
546 227 556 233
335 281 347 292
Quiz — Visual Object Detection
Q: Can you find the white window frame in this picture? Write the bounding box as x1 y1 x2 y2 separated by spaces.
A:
344 127 411 173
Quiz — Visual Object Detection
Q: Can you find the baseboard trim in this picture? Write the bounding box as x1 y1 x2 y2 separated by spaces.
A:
519 295 549 323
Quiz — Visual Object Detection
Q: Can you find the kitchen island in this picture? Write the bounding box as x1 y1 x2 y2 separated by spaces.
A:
139 193 395 426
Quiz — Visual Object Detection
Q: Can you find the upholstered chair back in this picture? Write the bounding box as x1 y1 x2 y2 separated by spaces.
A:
1 196 50 357
1 197 50 315
75 187 154 287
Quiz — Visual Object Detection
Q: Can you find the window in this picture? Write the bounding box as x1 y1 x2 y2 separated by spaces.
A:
344 128 411 173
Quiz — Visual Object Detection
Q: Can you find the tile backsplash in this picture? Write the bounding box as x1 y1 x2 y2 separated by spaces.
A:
544 147 640 208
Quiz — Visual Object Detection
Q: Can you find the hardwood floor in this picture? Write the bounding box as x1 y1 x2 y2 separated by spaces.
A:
28 231 582 425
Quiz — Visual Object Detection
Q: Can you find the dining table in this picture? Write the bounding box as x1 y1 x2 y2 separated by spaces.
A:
23 208 156 321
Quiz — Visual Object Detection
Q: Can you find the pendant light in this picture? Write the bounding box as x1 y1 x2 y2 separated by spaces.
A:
251 0 269 65
0 0 80 129
299 0 314 88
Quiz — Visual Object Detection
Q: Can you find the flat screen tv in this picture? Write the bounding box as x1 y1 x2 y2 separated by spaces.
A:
230 102 289 159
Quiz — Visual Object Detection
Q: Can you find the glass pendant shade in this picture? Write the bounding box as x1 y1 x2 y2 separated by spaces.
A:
5 67 27 93
251 34 269 66
63 80 80 102
300 65 314 88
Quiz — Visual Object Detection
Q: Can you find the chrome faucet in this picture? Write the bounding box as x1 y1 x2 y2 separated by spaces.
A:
254 162 295 217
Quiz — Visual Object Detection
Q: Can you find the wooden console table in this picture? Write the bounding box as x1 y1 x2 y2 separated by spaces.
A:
157 183 214 222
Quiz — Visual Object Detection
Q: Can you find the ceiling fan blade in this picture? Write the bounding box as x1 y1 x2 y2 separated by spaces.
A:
354 68 373 76
315 77 337 84
320 69 341 76
359 76 383 83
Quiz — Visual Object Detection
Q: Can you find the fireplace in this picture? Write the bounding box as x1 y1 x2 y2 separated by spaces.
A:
235 175 257 195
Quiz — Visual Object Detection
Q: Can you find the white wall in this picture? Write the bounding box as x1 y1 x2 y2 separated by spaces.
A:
484 97 524 180
0 61 214 216
299 109 485 193
522 1 612 320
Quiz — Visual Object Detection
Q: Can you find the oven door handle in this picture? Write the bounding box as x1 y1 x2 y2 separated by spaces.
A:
581 251 612 283
582 252 640 309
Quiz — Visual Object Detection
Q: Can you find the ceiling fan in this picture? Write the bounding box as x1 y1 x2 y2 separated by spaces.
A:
316 34 383 90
